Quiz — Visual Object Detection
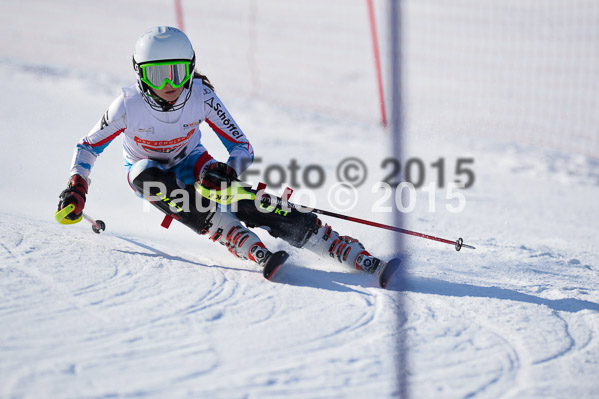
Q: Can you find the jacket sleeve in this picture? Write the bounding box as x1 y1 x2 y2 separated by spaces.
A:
70 95 127 181
202 87 254 175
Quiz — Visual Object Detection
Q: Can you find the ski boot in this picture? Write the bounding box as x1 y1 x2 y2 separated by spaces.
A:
303 219 383 272
202 208 289 280
302 218 403 288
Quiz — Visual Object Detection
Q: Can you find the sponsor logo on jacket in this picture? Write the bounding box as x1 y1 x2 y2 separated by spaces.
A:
204 96 243 139
134 129 195 154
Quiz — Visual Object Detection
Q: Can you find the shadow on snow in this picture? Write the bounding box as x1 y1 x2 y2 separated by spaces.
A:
114 236 257 274
399 276 599 313
111 237 599 313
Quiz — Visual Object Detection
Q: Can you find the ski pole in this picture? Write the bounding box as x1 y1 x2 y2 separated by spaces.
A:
81 212 106 234
306 207 474 251
55 204 106 234
196 181 475 251
256 192 475 252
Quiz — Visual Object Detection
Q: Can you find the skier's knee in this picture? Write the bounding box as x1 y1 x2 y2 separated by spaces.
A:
283 211 320 247
127 159 214 233
235 200 319 248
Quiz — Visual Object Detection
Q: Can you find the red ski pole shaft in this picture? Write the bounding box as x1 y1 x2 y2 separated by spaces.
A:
81 212 100 229
81 212 106 234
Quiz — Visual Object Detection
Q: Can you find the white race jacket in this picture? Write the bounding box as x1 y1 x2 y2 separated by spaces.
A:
70 79 254 182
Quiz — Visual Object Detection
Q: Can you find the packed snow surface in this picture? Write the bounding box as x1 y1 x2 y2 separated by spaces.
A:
1 1 598 398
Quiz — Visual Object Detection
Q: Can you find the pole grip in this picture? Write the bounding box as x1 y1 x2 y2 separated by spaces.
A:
55 204 81 224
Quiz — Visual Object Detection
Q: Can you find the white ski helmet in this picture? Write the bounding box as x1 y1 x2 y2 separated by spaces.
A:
133 26 195 65
132 26 196 111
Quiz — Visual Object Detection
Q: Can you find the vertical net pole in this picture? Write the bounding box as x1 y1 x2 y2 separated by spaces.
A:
389 0 407 397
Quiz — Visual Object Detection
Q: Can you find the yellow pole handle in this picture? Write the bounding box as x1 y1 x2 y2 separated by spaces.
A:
54 203 82 224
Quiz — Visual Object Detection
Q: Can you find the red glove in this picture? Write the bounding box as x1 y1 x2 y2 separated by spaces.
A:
57 175 88 220
199 162 238 190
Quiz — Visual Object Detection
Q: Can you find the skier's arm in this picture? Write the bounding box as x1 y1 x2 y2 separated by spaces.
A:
203 87 254 175
70 95 127 181
58 96 126 221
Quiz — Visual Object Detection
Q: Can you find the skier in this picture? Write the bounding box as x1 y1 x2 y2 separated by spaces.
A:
56 26 396 284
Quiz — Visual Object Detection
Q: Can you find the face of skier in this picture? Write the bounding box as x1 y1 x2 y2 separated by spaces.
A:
151 83 184 103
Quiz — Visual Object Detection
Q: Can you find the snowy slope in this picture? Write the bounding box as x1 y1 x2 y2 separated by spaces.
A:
0 60 401 398
0 214 400 398
2 1 599 399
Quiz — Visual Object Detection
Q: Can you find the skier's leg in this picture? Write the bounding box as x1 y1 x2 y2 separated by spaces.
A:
201 209 272 265
128 160 273 266
234 199 382 273
128 159 212 235
301 218 382 273
234 198 318 247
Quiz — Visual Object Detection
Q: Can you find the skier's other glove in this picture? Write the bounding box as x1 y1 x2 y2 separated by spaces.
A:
200 162 238 190
57 175 88 221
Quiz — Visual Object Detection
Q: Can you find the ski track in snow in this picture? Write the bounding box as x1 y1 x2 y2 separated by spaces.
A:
403 285 599 399
0 215 401 398
2 207 598 398
400 226 599 398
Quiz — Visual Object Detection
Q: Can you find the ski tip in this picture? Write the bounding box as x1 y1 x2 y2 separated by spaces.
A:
378 257 402 289
263 250 290 281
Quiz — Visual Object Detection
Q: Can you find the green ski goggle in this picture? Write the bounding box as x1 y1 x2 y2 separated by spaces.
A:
139 60 192 90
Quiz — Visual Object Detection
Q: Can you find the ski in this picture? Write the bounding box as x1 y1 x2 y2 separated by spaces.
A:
378 257 402 289
262 250 290 281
